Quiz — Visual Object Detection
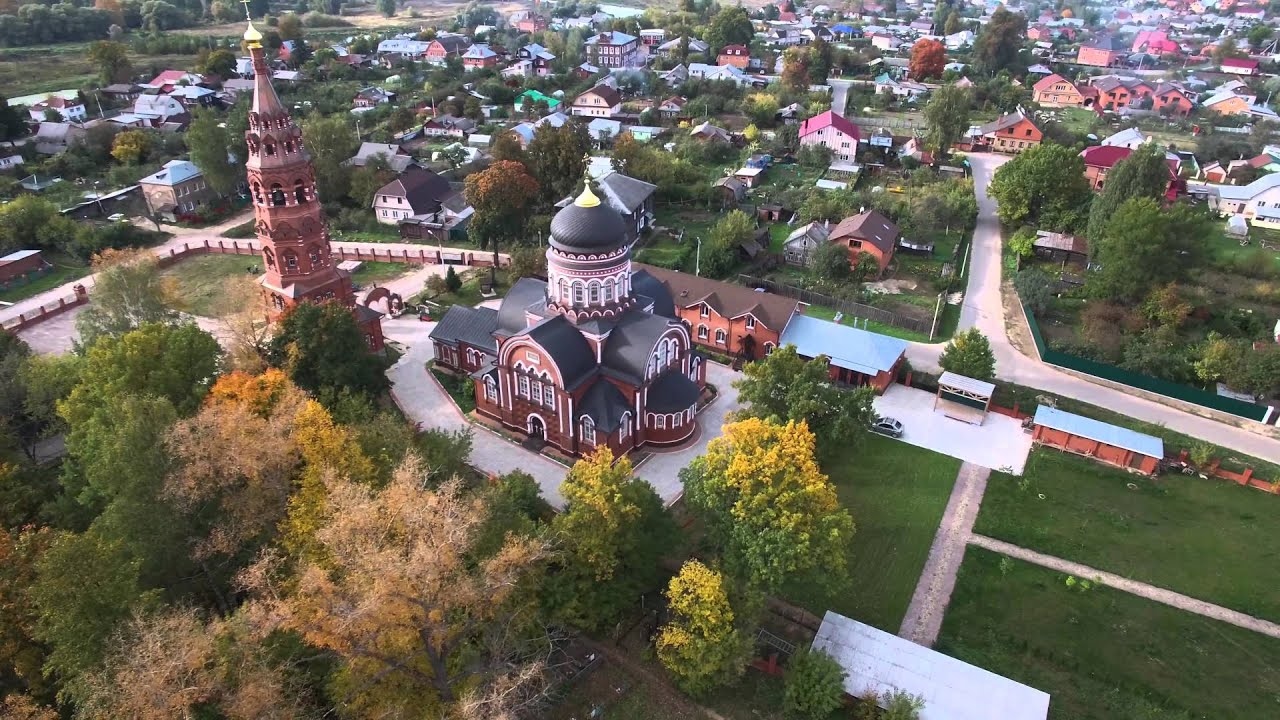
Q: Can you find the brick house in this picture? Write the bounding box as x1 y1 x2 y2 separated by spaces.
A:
779 313 908 393
717 44 752 68
515 15 547 33
798 110 861 162
570 83 622 117
1032 74 1096 108
461 44 500 70
637 264 803 361
972 111 1042 154
0 249 51 285
1153 83 1194 117
372 165 460 225
1081 145 1181 197
828 210 899 276
138 159 216 219
424 34 470 64
584 31 640 68
1076 36 1124 66
1091 76 1154 110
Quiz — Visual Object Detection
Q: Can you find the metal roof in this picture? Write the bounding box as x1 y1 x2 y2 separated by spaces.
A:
1033 406 1165 458
813 611 1050 720
139 159 202 187
938 371 995 398
0 249 41 262
780 314 908 376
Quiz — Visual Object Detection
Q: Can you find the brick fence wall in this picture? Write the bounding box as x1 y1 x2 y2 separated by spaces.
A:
1 286 89 332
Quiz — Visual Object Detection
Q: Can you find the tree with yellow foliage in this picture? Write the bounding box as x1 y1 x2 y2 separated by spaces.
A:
241 457 550 718
656 560 749 695
546 448 675 630
110 129 151 165
680 418 854 594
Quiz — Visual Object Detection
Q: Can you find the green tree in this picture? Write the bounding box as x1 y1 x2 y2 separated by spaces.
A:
464 160 540 280
1089 198 1209 302
681 418 854 594
944 10 962 35
702 209 754 279
733 344 876 450
526 122 590 207
1013 267 1056 316
972 7 1027 75
883 690 926 720
276 12 304 41
268 302 389 402
348 155 394 208
1248 24 1273 50
302 114 356 202
812 240 851 280
508 245 547 280
988 143 1092 231
1085 143 1173 241
656 560 750 695
489 131 526 163
547 449 675 630
86 40 132 84
377 0 396 17
74 250 180 348
923 84 970 157
938 328 995 380
783 649 847 720
185 108 239 196
196 48 236 78
0 93 26 145
704 6 754 54
0 196 76 256
444 265 462 293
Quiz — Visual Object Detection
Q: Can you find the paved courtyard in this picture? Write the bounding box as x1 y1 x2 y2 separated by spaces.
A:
872 384 1033 474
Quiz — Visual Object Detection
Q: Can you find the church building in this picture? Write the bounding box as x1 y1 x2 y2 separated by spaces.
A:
241 20 383 350
430 185 706 457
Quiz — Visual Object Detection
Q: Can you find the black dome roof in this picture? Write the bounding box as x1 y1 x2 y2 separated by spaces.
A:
550 187 627 253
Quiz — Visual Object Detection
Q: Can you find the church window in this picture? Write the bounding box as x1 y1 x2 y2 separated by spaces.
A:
285 140 294 154
263 248 276 269
531 381 543 405
308 246 321 265
284 253 298 271
252 182 263 204
573 281 585 305
525 350 540 364
619 413 631 440
484 376 497 401
271 294 285 310
604 280 615 302
265 143 276 156
588 281 600 303
559 278 569 302
715 329 726 345
543 385 555 408
270 184 286 206
294 180 308 204
656 414 666 429
581 416 596 444
518 375 530 398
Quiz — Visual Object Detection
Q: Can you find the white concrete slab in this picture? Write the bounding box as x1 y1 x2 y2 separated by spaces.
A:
872 384 1032 474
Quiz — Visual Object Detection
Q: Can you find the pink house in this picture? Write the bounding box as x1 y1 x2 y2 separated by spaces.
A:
798 110 861 162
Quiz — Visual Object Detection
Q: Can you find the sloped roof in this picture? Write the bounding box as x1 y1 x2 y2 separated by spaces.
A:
1079 144 1131 168
139 159 202 187
601 310 682 383
1032 73 1070 93
830 210 899 255
577 379 630 431
597 171 656 214
781 313 907 375
376 166 453 214
523 315 598 390
429 305 499 351
578 83 622 106
636 263 801 331
496 276 549 334
1034 406 1164 458
799 109 861 141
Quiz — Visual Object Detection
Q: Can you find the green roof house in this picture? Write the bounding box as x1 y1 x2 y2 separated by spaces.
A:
514 89 561 115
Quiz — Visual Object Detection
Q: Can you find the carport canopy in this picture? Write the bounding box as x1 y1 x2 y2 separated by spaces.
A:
935 372 995 425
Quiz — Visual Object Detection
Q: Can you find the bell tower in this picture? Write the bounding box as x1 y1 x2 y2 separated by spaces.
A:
243 19 351 312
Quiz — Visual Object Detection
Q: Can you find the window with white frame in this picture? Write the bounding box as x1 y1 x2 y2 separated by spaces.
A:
543 385 555 408
698 325 708 340
580 416 596 444
656 414 666 429
745 316 756 330
518 375 530 398
573 282 585 305
484 376 497 401
589 281 600 303
715 329 726 344
620 413 630 440
531 381 543 405
525 351 540 364
699 304 709 318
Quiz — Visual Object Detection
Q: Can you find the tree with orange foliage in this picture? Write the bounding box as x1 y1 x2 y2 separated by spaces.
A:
464 160 539 282
909 38 946 80
241 457 550 718
781 47 811 90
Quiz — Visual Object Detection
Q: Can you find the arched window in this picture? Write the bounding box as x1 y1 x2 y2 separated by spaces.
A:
580 416 596 444
697 324 709 340
270 184 286 207
559 278 569 302
284 140 295 154
764 342 776 355
588 281 600 304
271 294 285 310
572 281 584 305
294 180 308 204
658 341 669 369
604 278 615 302
715 329 727 345
619 412 631 440
251 182 263 204
690 356 701 381
263 247 276 269
484 376 497 401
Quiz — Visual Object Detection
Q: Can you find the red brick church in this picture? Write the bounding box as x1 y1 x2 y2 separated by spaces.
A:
429 185 707 457
242 20 383 350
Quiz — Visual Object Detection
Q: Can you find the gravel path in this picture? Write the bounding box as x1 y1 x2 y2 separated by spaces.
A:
898 462 991 647
969 534 1280 640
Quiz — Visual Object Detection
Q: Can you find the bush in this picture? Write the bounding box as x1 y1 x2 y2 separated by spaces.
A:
221 220 257 239
783 649 847 720
444 265 462 293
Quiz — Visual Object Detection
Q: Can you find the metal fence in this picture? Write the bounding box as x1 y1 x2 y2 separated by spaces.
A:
1022 303 1269 422
739 275 932 334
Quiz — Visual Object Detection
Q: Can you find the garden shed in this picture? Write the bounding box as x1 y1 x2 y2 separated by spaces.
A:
934 372 994 425
812 611 1051 720
1031 406 1164 475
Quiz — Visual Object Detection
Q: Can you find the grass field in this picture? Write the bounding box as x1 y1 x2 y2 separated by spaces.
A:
937 547 1280 720
0 46 199 97
0 255 90 304
803 303 932 343
350 261 411 287
786 435 960 632
976 450 1280 622
160 253 256 318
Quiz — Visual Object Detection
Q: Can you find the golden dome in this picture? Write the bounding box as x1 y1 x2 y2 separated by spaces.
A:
574 184 601 208
243 21 263 46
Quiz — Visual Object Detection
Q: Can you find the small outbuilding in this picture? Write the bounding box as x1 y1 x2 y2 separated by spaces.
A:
0 249 51 285
1031 406 1164 475
780 314 908 393
934 371 994 425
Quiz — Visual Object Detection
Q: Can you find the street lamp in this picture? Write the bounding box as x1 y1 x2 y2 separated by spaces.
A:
694 236 702 276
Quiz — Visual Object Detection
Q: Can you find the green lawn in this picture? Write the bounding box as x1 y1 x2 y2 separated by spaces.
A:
0 45 199 96
937 547 1280 720
804 304 932 343
786 435 961 632
0 256 90 304
350 261 411 287
160 253 259 318
413 268 509 314
976 450 1280 622
634 237 692 271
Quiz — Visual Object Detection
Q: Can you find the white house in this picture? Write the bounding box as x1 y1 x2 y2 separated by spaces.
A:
27 96 86 122
687 63 753 86
1208 172 1280 227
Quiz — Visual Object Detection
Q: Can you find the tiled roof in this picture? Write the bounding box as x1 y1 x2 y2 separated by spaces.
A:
636 263 801 331
830 210 899 255
1079 144 1132 168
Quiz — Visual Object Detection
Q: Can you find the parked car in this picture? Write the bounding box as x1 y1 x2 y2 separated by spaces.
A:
870 416 903 438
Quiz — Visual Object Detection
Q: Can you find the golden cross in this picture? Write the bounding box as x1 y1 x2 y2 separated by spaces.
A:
240 0 252 21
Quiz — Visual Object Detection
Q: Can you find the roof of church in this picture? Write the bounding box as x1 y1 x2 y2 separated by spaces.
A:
600 310 683 384
524 315 598 390
428 305 499 351
631 268 676 318
498 276 550 334
577 379 630 431
646 370 702 413
549 185 629 253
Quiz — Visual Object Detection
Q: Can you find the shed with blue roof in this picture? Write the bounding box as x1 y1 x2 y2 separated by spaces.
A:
1032 406 1164 475
779 313 908 393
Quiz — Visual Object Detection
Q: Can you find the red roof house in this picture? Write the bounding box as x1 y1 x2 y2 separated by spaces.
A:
1221 57 1261 75
1080 145 1180 198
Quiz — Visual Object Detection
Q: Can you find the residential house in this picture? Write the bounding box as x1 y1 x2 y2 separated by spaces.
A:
799 110 861 163
658 96 687 119
582 171 656 242
585 31 641 68
132 93 187 123
660 63 689 87
100 84 143 102
32 121 84 155
713 176 746 207
1032 73 1097 108
1079 145 1178 198
1152 83 1194 117
372 165 458 225
1221 57 1261 76
971 111 1042 153
510 111 570 148
461 44 500 70
378 38 432 60
515 14 547 33
422 114 476 138
637 264 803 360
144 70 204 90
657 37 708 57
353 86 396 108
782 221 832 267
570 83 623 118
0 155 23 171
168 85 218 109
138 159 214 219
1132 29 1181 56
687 62 755 86
874 73 928 99
828 210 899 275
0 249 50 285
349 142 414 173
425 34 471 64
780 313 908 393
690 120 732 143
513 43 556 76
870 34 903 51
944 30 975 49
513 89 561 115
1090 76 1154 110
717 44 752 68
639 28 666 46
1077 35 1124 66
1032 231 1089 265
1207 172 1280 227
1202 89 1277 119
1101 127 1149 149
27 95 86 122
587 118 623 147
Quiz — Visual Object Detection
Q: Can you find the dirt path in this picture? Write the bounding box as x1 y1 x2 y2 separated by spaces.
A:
898 462 991 647
969 534 1280 640
577 638 729 720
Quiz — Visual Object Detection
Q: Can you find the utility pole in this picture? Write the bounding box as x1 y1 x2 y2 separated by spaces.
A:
929 291 942 341
695 236 702 276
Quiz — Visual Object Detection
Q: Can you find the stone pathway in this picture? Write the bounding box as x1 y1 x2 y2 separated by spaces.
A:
969 534 1280 640
898 462 991 647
